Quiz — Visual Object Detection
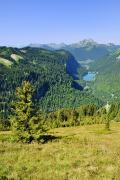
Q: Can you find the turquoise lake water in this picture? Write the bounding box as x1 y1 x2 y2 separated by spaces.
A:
83 72 96 81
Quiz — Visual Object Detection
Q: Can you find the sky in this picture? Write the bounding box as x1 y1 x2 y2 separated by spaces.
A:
0 0 120 46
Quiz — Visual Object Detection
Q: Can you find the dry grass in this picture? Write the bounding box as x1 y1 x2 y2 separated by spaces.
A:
10 54 23 62
0 123 120 180
0 57 12 67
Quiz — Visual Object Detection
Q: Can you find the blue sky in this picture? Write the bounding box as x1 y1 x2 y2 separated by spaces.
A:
0 0 120 46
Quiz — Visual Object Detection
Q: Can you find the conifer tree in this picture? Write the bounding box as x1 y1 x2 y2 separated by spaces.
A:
11 81 43 142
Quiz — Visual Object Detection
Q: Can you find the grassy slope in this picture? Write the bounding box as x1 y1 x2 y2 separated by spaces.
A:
0 123 120 179
0 57 12 67
10 54 23 62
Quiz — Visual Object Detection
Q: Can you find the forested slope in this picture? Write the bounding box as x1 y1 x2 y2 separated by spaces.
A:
91 49 120 101
0 47 100 124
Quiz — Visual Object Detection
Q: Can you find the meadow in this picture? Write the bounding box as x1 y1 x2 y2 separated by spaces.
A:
0 123 120 180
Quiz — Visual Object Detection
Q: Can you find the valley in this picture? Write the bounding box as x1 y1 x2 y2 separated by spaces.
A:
0 41 120 180
83 72 96 82
78 59 94 70
1 0 120 179
31 39 120 98
1 40 120 129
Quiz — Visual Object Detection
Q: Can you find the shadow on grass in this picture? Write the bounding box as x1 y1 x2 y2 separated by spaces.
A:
38 135 62 144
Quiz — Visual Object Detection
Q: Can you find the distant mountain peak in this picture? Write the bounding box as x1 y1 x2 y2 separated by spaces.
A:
29 43 67 50
69 39 97 48
107 43 115 46
47 43 67 49
79 39 97 45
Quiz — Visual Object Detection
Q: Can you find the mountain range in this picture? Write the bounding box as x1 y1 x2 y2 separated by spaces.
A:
0 46 100 122
29 39 120 62
1 39 120 121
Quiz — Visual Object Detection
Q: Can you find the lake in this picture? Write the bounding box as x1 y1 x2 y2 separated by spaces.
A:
83 72 96 81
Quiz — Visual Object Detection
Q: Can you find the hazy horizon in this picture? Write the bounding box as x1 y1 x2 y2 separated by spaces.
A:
0 0 120 46
1 39 120 48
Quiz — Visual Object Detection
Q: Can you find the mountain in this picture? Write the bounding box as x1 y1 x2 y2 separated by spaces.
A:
0 46 100 122
90 48 120 101
29 39 120 62
0 46 24 66
68 39 97 48
30 43 67 50
65 40 120 62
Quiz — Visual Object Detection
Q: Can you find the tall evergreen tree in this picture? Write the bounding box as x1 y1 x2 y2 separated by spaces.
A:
11 81 44 142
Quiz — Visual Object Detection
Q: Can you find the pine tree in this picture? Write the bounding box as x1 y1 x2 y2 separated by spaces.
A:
11 81 44 143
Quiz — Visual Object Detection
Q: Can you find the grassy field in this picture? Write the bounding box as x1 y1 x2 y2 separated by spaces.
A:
0 123 120 180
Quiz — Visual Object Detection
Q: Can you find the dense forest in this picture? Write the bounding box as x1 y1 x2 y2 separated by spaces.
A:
0 46 101 129
1 45 120 133
90 48 120 101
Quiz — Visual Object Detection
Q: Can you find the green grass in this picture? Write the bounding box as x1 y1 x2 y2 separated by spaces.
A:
0 123 120 179
10 54 23 62
0 57 12 67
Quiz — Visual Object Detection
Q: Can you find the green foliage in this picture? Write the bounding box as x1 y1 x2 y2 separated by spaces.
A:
0 118 10 131
0 46 101 128
11 81 44 143
44 105 100 128
90 49 120 102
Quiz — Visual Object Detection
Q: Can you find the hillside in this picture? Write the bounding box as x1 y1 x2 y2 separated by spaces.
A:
0 46 100 124
30 39 120 62
0 123 120 179
65 40 117 62
90 49 120 101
